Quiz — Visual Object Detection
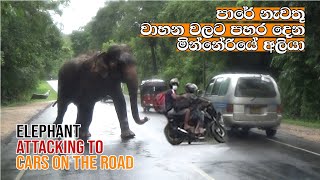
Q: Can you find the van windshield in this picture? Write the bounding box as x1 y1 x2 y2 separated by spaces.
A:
235 77 276 98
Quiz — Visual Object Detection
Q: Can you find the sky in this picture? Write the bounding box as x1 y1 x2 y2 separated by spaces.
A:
52 0 106 34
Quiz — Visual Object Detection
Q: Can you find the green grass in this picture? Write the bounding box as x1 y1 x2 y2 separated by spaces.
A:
122 83 129 95
2 81 57 107
283 118 320 129
32 80 57 102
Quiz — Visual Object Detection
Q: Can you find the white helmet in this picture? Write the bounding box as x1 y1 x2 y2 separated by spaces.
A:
169 78 179 88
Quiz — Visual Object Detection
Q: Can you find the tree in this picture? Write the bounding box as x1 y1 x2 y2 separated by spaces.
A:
70 29 91 56
269 1 320 119
1 1 67 104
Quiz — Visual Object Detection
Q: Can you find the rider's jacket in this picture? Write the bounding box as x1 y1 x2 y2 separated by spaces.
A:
165 89 176 112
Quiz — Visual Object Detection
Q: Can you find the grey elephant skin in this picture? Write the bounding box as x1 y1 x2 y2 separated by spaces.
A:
53 44 148 139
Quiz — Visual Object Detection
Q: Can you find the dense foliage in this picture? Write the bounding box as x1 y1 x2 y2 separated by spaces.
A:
2 1 319 120
270 2 320 119
1 1 71 104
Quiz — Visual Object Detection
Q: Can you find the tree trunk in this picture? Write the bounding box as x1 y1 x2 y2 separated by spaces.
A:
149 39 158 74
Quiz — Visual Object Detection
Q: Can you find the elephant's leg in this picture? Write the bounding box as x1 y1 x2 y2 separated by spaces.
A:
53 100 69 124
112 88 135 139
76 103 95 138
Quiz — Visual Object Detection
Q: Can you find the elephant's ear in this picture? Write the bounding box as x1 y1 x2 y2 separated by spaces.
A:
90 52 109 78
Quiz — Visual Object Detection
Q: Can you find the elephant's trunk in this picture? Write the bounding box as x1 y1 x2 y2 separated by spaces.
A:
125 66 148 125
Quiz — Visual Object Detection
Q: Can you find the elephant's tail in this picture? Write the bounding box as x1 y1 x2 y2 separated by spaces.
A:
52 101 57 107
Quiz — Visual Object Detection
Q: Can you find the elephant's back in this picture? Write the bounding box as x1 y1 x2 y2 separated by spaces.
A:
57 60 83 98
59 61 82 83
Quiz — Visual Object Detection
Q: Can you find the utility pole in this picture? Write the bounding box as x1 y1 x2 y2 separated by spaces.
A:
149 39 158 75
203 58 206 90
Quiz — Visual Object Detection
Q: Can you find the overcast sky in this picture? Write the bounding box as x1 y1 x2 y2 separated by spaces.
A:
52 0 106 34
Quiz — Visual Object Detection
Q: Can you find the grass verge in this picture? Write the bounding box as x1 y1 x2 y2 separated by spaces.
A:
2 81 57 107
282 118 320 129
32 80 57 102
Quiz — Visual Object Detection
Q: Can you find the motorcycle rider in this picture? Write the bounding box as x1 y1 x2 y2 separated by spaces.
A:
172 82 209 135
165 78 191 130
183 83 206 135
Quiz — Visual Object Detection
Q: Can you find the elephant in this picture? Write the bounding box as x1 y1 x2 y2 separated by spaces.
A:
53 44 149 139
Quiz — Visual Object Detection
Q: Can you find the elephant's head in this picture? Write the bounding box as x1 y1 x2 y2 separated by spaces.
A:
91 44 148 125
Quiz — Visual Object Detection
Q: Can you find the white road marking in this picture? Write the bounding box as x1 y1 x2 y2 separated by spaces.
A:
190 164 216 180
267 138 320 156
14 169 25 180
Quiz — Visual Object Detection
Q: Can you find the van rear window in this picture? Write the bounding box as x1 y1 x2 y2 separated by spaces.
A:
141 86 166 94
235 77 276 98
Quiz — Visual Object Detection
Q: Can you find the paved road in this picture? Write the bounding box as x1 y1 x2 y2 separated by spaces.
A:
1 81 320 180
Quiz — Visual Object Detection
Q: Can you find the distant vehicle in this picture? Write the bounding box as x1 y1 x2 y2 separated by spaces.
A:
203 74 282 137
140 79 167 112
31 90 50 100
101 95 113 103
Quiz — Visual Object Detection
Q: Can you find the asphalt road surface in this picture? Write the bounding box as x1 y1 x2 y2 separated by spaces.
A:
1 81 320 180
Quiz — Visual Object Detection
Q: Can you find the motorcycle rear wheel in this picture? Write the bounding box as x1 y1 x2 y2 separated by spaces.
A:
164 124 184 145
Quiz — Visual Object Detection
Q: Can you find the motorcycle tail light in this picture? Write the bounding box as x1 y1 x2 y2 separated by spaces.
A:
226 104 233 113
144 94 151 100
277 104 282 114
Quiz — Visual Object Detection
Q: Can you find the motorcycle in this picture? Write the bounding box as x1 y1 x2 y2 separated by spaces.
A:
164 96 226 145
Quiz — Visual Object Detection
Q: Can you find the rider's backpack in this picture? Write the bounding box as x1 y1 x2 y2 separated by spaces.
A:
154 91 166 113
173 93 195 112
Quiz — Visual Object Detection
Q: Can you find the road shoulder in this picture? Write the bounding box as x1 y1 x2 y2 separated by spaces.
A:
1 101 53 144
279 123 320 143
